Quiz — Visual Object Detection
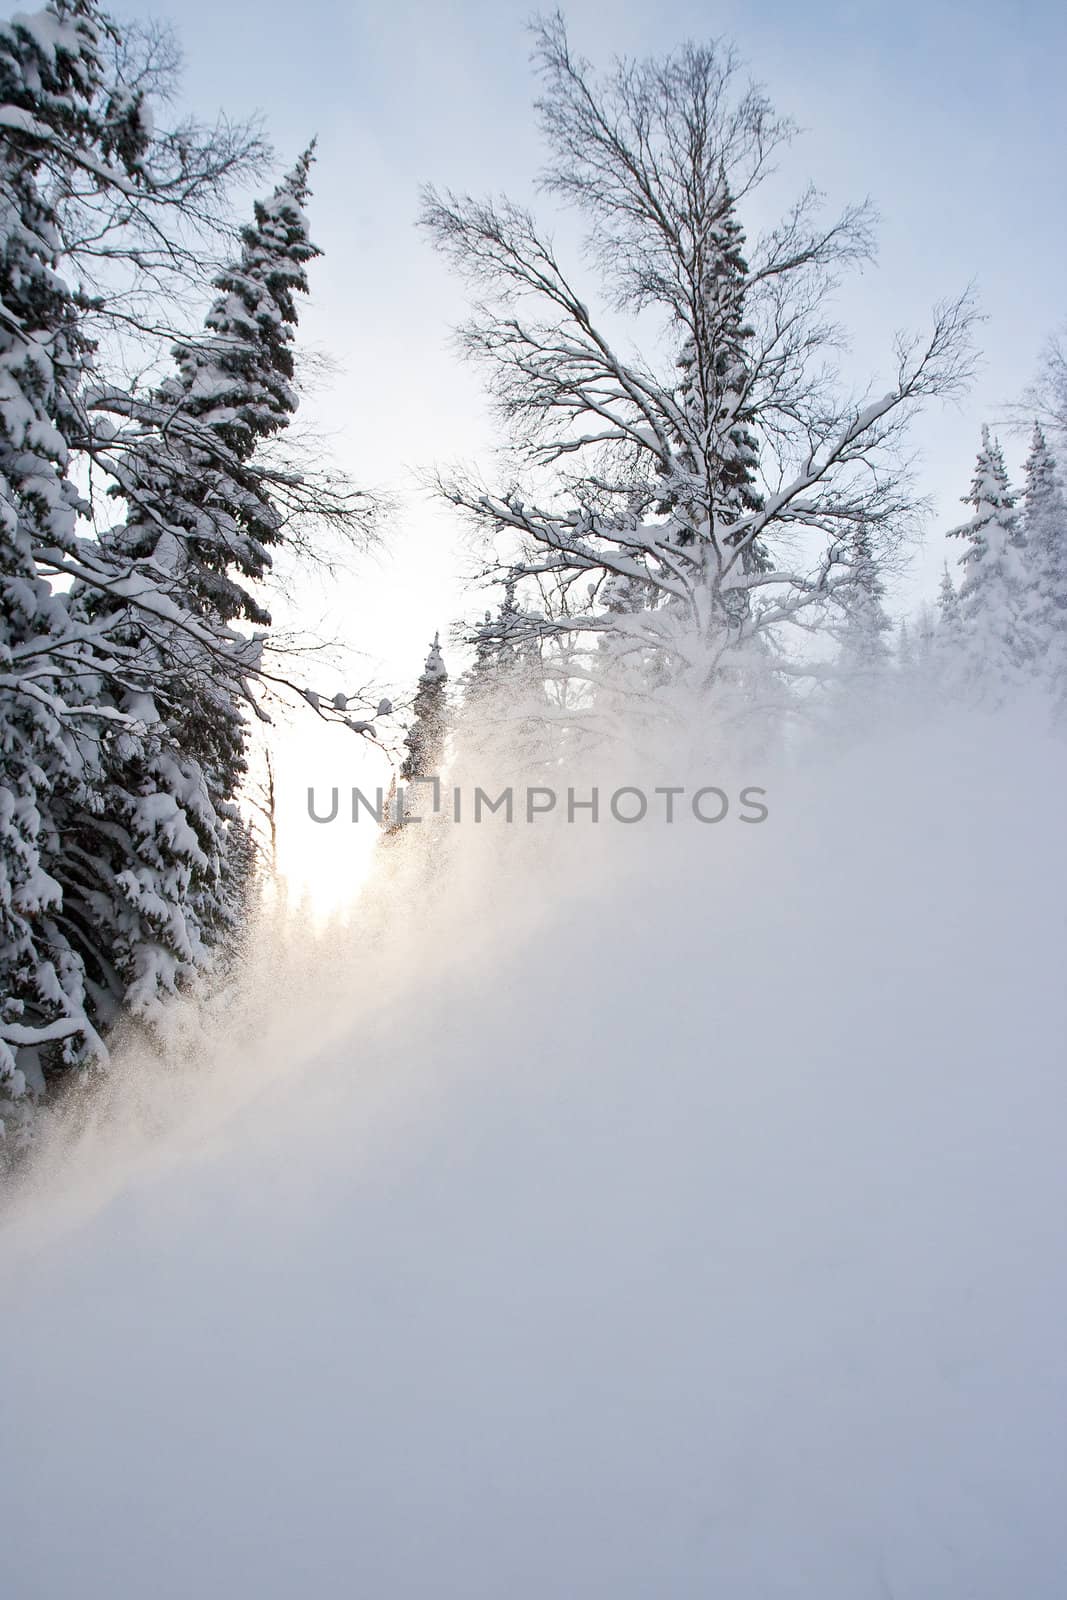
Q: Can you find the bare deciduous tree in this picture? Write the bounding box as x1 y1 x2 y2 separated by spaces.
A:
422 14 975 709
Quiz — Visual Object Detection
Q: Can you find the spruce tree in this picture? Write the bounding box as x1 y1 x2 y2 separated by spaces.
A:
937 564 962 637
896 619 913 673
2 5 368 1140
0 0 130 1126
837 527 892 680
465 577 530 702
924 564 961 695
912 603 938 677
947 428 1034 703
51 152 322 1030
1020 423 1067 702
400 634 448 783
663 183 766 572
457 578 563 773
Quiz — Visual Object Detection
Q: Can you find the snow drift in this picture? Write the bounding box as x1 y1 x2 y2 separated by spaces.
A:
2 706 1066 1599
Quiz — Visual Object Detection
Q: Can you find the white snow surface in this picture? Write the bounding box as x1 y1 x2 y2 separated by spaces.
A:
2 707 1066 1599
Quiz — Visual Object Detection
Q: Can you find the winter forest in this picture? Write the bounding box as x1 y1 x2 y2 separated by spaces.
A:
3 2 1066 1596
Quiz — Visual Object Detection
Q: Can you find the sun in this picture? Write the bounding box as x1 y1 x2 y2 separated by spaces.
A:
267 718 393 918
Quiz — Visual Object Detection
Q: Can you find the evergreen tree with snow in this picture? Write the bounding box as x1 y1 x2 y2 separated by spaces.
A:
400 633 448 783
837 527 892 681
1020 422 1067 704
947 427 1035 704
922 563 963 696
456 575 566 774
892 602 939 710
896 619 913 673
91 145 321 774
912 603 938 675
52 151 322 1032
1 4 374 1144
465 575 541 704
661 182 767 576
820 525 891 731
0 0 140 1128
937 563 962 639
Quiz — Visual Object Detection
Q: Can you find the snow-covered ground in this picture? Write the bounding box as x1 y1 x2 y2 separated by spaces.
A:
3 709 1066 1598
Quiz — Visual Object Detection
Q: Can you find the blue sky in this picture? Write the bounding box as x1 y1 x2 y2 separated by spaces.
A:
125 0 1067 682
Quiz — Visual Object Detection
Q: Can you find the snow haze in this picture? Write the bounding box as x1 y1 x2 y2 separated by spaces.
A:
4 703 1066 1598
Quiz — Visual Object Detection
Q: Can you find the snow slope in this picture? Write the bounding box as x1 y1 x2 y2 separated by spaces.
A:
3 710 1066 1598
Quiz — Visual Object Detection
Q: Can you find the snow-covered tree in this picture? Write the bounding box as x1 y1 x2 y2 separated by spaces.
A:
0 0 273 1141
947 427 1035 703
896 619 913 673
400 634 448 783
455 575 571 775
1 4 377 1141
1020 422 1067 703
422 17 973 723
47 152 325 1032
912 603 938 675
912 564 962 703
937 563 962 640
466 575 530 699
836 527 892 682
0 0 134 1129
818 527 893 735
669 194 764 546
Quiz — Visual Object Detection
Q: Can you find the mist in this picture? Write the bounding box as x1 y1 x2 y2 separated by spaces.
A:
3 701 1065 1599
